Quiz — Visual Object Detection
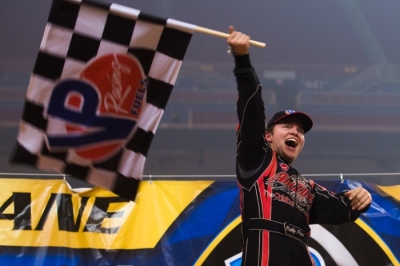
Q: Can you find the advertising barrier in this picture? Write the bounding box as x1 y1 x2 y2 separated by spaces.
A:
0 178 399 265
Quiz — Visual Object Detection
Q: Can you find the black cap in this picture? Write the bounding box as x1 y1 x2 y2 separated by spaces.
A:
267 110 313 133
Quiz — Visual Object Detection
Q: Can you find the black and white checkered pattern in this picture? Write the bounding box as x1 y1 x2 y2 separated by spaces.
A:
10 0 194 200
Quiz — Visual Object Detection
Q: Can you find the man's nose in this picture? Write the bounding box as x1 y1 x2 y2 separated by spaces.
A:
290 126 301 135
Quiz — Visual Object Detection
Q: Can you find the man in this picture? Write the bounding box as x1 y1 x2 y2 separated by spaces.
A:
227 26 372 266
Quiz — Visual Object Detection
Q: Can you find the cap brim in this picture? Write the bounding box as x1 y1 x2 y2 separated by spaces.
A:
272 112 313 133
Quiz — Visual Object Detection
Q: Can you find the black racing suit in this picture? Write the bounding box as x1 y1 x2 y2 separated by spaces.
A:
234 54 368 266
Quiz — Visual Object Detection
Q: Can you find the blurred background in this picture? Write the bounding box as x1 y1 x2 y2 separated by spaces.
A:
1 0 400 186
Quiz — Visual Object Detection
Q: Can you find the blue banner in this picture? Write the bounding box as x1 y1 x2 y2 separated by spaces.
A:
0 178 398 266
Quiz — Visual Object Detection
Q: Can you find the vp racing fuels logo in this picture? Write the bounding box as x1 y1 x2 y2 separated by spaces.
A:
46 53 148 161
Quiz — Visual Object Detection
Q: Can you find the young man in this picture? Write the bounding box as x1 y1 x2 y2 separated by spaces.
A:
227 26 372 266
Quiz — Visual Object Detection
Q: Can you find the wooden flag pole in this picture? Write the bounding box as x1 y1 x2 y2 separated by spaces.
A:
194 26 266 48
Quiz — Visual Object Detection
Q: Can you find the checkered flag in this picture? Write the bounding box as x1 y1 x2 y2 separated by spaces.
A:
10 0 194 200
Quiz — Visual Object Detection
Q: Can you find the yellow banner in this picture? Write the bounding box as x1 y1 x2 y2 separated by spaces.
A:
0 178 213 249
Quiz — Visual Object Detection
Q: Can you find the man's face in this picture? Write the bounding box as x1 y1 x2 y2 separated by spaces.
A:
265 117 305 164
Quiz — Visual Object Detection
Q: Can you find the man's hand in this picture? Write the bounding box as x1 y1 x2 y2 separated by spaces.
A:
344 187 372 211
227 26 250 55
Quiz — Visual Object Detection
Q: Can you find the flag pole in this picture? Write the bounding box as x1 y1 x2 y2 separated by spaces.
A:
194 26 266 48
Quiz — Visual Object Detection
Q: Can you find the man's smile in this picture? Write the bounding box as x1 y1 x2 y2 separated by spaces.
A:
285 138 298 148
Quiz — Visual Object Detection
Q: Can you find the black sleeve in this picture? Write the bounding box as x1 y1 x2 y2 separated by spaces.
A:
309 182 370 224
234 54 268 174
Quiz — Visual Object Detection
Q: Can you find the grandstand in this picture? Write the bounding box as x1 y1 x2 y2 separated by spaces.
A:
2 0 400 186
2 60 400 186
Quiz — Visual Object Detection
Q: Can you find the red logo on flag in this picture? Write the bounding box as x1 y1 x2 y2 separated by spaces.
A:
75 54 148 160
47 53 148 161
81 53 147 119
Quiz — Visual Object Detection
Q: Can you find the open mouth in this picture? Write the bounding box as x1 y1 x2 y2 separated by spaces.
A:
285 138 298 148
